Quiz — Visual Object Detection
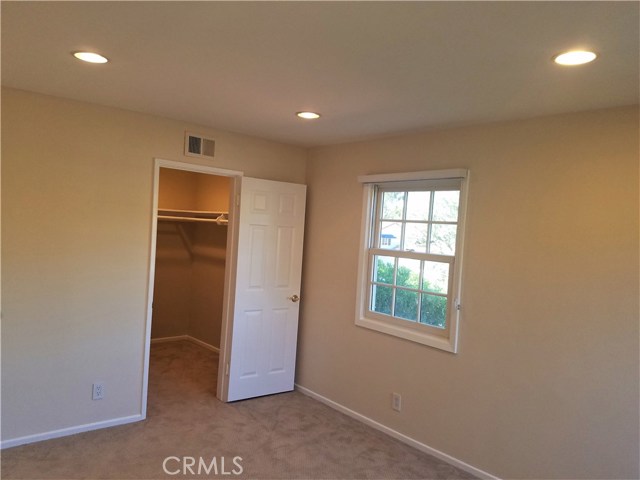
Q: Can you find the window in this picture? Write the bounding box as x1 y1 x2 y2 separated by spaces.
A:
355 169 469 352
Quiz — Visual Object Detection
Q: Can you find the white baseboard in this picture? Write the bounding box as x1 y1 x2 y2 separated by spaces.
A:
1 414 144 450
295 384 499 480
150 334 189 343
186 335 220 353
151 335 220 353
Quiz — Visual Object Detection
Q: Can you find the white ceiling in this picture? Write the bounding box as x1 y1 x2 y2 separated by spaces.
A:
2 2 638 147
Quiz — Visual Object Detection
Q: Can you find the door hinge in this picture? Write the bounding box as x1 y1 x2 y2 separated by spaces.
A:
236 194 241 207
225 363 230 376
455 300 462 311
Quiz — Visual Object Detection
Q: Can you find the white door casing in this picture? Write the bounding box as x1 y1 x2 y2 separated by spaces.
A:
225 177 307 402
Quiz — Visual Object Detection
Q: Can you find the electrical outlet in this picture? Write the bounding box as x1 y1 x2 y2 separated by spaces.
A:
392 392 402 412
92 383 104 400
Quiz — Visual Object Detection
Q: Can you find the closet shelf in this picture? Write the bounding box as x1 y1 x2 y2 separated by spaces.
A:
157 208 228 225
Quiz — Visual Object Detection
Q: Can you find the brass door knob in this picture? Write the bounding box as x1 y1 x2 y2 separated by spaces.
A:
288 294 300 303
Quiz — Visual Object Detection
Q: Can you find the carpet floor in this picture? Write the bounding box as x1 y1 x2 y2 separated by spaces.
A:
1 340 475 479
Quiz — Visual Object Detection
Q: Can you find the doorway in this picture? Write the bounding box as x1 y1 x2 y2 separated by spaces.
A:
142 159 307 415
142 159 242 415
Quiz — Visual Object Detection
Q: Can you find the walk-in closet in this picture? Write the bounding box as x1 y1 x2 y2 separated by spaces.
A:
150 167 231 393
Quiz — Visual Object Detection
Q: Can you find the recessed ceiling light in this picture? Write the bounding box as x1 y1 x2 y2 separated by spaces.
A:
296 111 321 120
73 52 109 64
553 50 597 66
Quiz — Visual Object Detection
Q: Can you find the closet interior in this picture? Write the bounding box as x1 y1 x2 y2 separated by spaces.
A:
151 168 231 359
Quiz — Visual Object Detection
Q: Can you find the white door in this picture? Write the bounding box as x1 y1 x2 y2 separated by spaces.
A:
226 177 307 401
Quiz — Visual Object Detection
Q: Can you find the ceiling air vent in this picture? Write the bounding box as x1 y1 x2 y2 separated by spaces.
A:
184 132 215 159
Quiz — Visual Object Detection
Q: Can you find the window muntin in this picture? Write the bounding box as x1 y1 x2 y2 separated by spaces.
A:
356 172 467 352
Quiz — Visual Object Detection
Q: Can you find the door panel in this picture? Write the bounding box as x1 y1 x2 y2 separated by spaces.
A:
268 309 287 373
248 226 267 289
238 310 261 379
275 227 294 286
226 177 306 402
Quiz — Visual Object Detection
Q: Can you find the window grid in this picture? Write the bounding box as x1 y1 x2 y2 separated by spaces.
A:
369 184 458 330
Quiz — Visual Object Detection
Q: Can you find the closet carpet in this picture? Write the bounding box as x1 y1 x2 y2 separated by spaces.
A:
2 341 475 479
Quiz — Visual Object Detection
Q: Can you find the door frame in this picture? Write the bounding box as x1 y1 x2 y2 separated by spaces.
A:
141 158 242 417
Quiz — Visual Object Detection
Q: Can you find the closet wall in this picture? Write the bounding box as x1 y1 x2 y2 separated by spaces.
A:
152 168 231 349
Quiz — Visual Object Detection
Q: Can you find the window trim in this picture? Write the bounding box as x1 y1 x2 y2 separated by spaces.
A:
355 169 469 353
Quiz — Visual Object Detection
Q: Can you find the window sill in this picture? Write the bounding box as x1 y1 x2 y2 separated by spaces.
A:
355 315 458 353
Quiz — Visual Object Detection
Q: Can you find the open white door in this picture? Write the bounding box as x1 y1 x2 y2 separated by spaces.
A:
226 177 307 402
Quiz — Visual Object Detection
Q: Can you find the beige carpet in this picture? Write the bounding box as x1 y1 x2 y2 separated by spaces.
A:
2 341 475 479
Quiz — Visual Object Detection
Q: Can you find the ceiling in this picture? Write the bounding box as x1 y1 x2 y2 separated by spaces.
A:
2 2 638 147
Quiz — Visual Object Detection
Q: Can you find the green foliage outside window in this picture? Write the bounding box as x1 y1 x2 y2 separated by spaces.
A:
373 262 447 328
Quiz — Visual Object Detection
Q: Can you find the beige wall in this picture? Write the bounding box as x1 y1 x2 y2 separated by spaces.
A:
157 169 198 210
189 224 228 347
157 168 231 212
1 87 306 441
298 106 639 479
151 223 227 348
196 174 231 212
151 222 193 339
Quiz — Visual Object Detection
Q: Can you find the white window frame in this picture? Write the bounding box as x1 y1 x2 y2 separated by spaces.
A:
355 169 469 353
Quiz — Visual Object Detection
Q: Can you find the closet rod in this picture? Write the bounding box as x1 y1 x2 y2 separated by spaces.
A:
158 208 227 216
158 215 228 225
